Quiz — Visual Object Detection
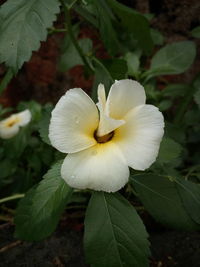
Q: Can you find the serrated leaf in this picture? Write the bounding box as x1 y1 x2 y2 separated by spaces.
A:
131 174 199 230
14 161 73 241
0 0 60 72
84 192 150 267
146 41 196 78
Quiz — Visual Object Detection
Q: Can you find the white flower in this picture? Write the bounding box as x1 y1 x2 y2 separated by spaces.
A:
0 109 31 139
49 79 164 192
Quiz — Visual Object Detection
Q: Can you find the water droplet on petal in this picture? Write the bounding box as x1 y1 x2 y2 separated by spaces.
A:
70 175 76 179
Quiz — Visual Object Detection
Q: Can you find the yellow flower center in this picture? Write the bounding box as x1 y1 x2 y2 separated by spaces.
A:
5 118 20 128
94 130 114 143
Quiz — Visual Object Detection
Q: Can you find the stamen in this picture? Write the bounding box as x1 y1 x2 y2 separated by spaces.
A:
94 130 114 143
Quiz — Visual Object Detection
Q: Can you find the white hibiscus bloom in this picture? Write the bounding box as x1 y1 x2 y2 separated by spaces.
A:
49 79 164 192
0 109 31 139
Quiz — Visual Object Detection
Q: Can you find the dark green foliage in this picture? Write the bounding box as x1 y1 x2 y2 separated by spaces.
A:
84 192 150 267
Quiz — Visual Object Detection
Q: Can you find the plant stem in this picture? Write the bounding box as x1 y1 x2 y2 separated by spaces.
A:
60 0 94 73
48 27 67 34
0 194 25 204
0 69 13 96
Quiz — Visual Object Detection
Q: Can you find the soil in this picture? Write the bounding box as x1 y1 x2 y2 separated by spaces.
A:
0 0 200 266
0 221 199 267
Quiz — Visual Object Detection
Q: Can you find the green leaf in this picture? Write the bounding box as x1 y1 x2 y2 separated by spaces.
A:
191 26 200 38
150 28 164 46
157 99 172 111
146 41 196 78
0 159 16 179
176 178 200 225
0 0 60 72
125 52 140 78
14 161 73 241
84 192 150 267
103 59 128 80
94 1 119 55
131 174 199 230
107 0 153 55
157 137 182 164
4 127 29 158
59 38 93 72
165 121 186 143
162 83 190 98
39 104 53 145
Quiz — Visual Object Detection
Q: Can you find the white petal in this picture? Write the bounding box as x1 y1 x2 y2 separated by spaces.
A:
0 123 19 139
49 88 99 153
61 142 130 192
114 105 164 170
97 83 106 111
106 79 146 119
17 109 32 126
97 113 125 137
96 83 125 136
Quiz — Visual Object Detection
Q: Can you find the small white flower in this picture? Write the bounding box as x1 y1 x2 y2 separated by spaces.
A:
49 79 164 192
0 109 31 139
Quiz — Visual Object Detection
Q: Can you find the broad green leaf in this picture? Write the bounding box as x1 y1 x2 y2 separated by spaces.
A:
94 1 119 55
157 137 182 164
165 121 186 143
84 192 150 267
150 28 164 46
14 161 73 241
146 41 196 78
125 52 140 78
103 59 128 80
162 83 190 98
131 174 199 230
59 38 93 72
191 26 200 38
107 0 153 55
176 178 200 224
0 0 60 72
39 104 53 145
157 99 172 111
